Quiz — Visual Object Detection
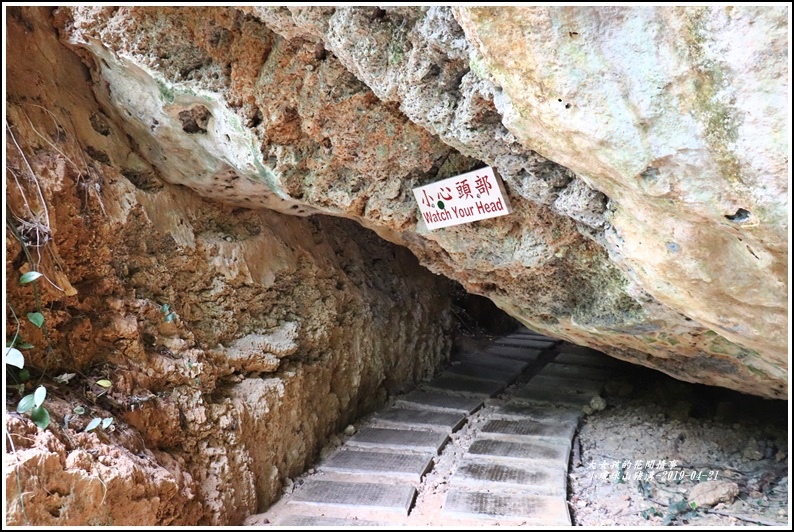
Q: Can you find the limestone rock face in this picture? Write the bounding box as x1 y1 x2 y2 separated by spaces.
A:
453 4 789 391
43 6 787 399
6 7 453 525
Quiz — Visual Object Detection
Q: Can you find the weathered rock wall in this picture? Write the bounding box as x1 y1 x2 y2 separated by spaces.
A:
453 4 789 387
5 7 454 525
47 6 787 398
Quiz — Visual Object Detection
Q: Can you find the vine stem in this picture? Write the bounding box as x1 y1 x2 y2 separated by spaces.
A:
7 123 50 234
6 207 56 381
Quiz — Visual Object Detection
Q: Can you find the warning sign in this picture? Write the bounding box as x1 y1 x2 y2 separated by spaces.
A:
412 166 512 230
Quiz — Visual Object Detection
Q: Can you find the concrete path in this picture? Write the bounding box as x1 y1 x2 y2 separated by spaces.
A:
254 327 623 526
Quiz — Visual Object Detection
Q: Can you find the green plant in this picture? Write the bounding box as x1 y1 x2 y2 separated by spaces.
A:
16 385 50 429
5 271 51 429
641 506 664 520
85 416 115 433
5 344 25 371
63 405 84 429
63 404 114 433
661 498 699 525
160 303 177 323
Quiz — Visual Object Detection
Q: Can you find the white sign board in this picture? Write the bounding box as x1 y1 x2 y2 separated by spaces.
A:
412 166 511 230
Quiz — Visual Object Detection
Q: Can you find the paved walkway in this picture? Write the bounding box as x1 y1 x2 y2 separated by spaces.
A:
255 327 623 526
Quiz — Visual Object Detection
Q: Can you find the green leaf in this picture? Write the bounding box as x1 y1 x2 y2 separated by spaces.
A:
30 406 50 429
668 499 689 514
160 304 170 313
27 312 45 328
17 394 35 413
164 312 175 323
73 406 85 415
5 347 24 368
101 417 113 429
18 369 30 382
641 507 662 520
689 501 697 510
96 379 112 388
19 271 43 284
7 340 34 349
33 385 47 408
85 418 101 432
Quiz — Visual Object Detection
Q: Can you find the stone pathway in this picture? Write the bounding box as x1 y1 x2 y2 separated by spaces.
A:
253 327 623 526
